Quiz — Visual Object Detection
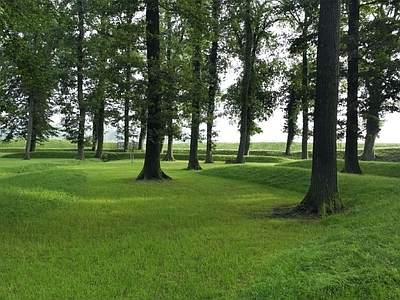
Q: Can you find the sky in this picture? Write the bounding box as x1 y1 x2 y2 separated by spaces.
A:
213 110 400 144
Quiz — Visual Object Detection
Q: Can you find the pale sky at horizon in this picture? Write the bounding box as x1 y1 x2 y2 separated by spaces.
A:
214 110 400 144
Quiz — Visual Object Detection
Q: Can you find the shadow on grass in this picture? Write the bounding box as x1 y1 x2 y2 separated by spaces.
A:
279 159 400 179
0 168 88 221
199 164 311 194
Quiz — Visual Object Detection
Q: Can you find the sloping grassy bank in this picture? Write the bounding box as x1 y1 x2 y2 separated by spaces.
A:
0 158 320 299
201 162 400 299
1 155 400 299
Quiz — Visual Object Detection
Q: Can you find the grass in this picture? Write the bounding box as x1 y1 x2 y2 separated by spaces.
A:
1 144 400 299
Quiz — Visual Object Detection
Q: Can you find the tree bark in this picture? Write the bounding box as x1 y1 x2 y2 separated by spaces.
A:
299 0 344 216
124 55 131 153
30 134 37 152
187 0 203 171
138 109 147 150
24 94 34 160
361 104 380 161
205 0 221 164
342 0 362 174
235 0 252 164
95 99 105 158
301 48 309 159
285 89 298 156
137 0 170 180
76 0 85 161
163 132 175 161
92 112 98 152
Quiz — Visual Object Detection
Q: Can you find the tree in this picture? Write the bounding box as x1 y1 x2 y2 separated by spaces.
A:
186 0 206 170
358 2 400 160
299 0 344 215
342 0 362 173
280 0 319 160
0 0 59 159
205 0 222 164
137 0 170 180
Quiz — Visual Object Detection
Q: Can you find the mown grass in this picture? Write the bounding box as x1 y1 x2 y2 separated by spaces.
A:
1 151 400 299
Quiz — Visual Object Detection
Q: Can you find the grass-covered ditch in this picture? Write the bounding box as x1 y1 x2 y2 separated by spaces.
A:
1 142 400 299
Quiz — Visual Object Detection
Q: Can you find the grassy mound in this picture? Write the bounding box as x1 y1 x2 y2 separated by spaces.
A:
1 153 400 299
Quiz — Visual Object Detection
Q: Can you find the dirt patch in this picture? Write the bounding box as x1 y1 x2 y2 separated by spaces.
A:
271 204 321 220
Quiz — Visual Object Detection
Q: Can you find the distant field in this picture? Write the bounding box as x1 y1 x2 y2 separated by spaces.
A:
1 138 399 152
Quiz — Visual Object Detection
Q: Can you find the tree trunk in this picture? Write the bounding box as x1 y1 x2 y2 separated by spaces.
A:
95 99 105 158
30 134 37 152
285 90 298 156
361 104 380 161
205 0 221 164
299 0 344 216
187 0 203 171
24 94 34 160
76 0 85 161
342 0 362 174
138 110 147 151
301 48 309 159
163 133 175 161
92 112 98 152
124 59 131 153
137 0 170 180
235 0 252 164
205 41 218 163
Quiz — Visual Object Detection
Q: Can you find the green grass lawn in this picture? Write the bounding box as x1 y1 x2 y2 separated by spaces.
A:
1 152 400 299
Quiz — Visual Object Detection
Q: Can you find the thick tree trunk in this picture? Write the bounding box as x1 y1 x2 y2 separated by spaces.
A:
235 0 252 164
137 0 170 180
76 0 85 161
342 0 362 174
299 0 344 216
24 94 34 160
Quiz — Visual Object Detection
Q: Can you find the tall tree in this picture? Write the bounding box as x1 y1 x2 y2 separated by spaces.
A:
186 0 206 170
235 0 253 163
75 0 86 160
0 0 58 159
137 0 170 180
299 0 344 215
205 0 222 164
342 0 362 173
359 2 400 160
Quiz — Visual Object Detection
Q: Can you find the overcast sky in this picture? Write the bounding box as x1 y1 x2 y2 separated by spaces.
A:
214 111 400 144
